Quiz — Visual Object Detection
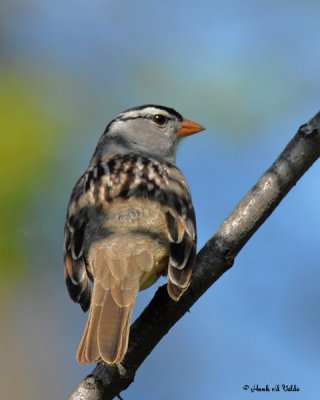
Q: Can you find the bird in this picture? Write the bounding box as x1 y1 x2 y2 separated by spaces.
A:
64 104 204 365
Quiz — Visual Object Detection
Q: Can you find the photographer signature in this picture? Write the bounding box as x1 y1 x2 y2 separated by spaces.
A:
243 384 300 392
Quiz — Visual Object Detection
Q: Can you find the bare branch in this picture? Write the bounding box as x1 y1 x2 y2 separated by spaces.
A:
69 111 320 400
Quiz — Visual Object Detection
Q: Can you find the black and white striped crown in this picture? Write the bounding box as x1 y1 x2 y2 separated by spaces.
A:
104 104 183 132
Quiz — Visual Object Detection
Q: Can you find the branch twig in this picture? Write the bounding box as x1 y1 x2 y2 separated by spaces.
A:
69 111 320 400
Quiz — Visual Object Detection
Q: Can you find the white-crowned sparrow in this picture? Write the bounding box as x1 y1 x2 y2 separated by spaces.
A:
64 105 204 365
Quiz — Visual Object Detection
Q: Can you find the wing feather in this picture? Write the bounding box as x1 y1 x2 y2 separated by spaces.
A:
166 204 196 301
64 174 92 312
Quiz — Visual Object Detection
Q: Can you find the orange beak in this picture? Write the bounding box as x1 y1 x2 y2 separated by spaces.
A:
178 119 205 137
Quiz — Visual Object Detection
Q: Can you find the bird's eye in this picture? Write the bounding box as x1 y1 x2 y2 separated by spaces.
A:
153 114 167 126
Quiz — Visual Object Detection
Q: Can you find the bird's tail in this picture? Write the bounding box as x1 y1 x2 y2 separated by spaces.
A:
76 236 153 364
77 281 135 364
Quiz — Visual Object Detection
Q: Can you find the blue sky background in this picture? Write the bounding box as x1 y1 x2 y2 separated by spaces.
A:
1 0 320 398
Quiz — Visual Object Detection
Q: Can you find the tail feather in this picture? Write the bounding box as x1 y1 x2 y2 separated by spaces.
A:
82 306 101 363
98 293 133 364
77 281 138 365
77 282 104 364
76 235 156 365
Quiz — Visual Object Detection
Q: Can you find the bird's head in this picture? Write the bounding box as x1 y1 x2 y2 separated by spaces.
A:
94 104 205 163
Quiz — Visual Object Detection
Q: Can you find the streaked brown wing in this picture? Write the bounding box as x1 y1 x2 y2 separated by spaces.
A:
64 174 92 312
166 205 197 301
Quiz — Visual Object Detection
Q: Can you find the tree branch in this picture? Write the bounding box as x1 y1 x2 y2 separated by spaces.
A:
69 111 320 400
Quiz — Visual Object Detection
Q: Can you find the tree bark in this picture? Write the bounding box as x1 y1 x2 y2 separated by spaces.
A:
69 111 320 400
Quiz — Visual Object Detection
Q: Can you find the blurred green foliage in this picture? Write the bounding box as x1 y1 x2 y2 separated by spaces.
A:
0 71 58 290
